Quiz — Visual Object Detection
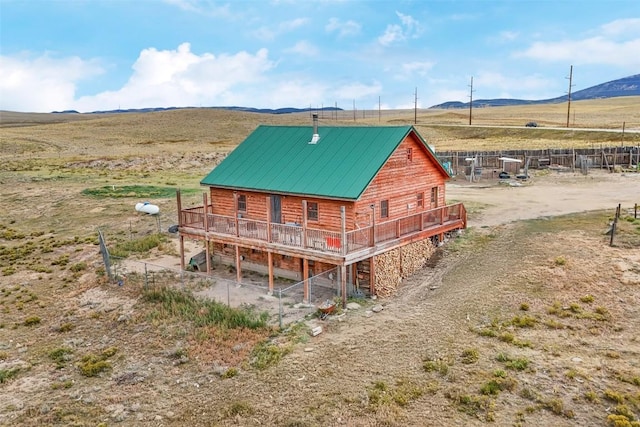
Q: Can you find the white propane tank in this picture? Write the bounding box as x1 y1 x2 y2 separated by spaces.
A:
135 202 160 215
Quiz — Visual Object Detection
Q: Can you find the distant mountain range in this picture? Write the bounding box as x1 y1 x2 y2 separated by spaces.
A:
53 106 343 115
430 74 640 109
52 74 639 115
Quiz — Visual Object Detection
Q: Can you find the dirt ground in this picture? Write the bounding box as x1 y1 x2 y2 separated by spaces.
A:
2 166 639 426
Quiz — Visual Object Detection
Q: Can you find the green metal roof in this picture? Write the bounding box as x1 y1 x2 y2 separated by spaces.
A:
201 125 441 200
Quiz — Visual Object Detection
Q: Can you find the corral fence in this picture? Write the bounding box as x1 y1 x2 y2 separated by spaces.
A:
437 145 640 177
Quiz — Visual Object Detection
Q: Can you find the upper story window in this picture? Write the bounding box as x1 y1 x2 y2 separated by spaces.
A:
407 148 413 161
237 194 247 212
307 202 318 221
380 200 389 218
417 192 424 207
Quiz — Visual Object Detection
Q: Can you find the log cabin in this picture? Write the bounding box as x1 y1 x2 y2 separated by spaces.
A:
177 114 466 306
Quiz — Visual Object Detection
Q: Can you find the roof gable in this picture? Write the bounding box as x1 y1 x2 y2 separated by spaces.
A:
201 125 447 200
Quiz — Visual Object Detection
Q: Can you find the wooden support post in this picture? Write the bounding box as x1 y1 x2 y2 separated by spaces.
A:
176 189 182 226
235 245 242 283
303 258 309 303
369 256 376 295
179 235 185 270
302 200 308 248
205 241 211 274
203 192 209 232
233 192 239 236
340 264 347 308
352 263 358 292
341 206 347 256
266 196 272 242
371 204 376 246
268 251 274 294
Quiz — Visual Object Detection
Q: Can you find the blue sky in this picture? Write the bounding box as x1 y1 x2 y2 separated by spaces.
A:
1 0 639 113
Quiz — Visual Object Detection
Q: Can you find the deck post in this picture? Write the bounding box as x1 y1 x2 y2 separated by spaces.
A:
303 258 309 303
235 245 242 283
205 241 211 274
203 192 209 232
370 204 376 246
233 192 239 237
369 256 375 295
176 189 182 226
179 235 185 270
340 264 347 308
341 206 347 255
267 251 274 295
302 200 308 248
266 196 272 242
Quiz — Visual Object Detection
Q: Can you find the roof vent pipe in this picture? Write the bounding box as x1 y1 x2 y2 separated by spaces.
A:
309 113 320 144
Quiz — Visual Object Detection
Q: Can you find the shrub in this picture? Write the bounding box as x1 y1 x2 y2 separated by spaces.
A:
580 295 595 303
505 358 530 371
0 367 20 383
49 347 73 368
78 356 111 377
423 359 450 376
461 348 479 364
23 316 41 326
511 315 537 328
520 303 530 311
554 256 567 266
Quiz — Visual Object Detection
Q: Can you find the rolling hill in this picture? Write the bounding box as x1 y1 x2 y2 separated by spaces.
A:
430 74 640 109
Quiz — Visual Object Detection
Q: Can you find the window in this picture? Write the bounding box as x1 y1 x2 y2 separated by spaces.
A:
237 194 247 212
307 202 318 221
430 187 438 207
407 148 413 161
380 200 389 218
417 192 424 207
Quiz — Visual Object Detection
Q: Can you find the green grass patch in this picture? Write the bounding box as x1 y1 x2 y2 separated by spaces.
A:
0 367 21 383
143 286 269 330
249 341 291 370
110 233 168 258
82 185 198 199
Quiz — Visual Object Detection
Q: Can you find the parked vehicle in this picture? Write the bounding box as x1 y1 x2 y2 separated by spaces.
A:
525 122 538 127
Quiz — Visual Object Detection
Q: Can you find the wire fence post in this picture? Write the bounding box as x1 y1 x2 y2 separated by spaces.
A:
144 263 148 290
278 289 283 329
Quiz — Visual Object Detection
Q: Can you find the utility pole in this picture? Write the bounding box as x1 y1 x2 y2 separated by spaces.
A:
468 76 474 125
414 87 418 124
566 65 574 128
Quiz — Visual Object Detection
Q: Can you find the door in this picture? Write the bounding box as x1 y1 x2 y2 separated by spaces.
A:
270 195 282 223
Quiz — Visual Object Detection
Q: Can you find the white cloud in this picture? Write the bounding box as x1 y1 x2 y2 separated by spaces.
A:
378 11 421 46
516 18 640 68
473 72 556 100
0 53 103 112
71 43 274 112
325 17 361 37
284 41 319 57
163 0 231 16
518 37 640 67
600 18 640 37
396 61 435 80
252 17 309 41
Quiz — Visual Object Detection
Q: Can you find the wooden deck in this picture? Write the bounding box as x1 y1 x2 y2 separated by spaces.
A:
179 203 466 263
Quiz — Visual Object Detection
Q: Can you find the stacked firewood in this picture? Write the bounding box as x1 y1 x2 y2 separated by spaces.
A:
400 239 436 278
374 250 402 297
374 239 436 297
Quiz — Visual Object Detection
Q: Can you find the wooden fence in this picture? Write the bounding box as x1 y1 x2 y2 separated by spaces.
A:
437 146 640 176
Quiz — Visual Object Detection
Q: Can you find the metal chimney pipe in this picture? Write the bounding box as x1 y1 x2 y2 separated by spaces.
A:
309 113 320 144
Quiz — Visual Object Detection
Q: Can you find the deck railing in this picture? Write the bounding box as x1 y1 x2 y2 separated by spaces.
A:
179 203 466 256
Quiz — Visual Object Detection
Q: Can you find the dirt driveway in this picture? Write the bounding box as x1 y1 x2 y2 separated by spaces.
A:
447 169 640 227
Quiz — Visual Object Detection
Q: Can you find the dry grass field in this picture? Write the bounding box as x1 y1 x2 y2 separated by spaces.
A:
0 98 639 426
